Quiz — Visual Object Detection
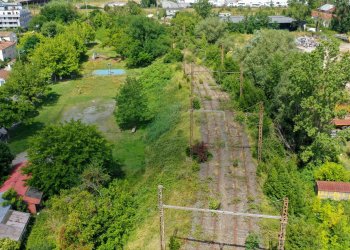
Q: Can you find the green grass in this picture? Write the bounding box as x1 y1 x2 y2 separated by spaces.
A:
9 45 126 154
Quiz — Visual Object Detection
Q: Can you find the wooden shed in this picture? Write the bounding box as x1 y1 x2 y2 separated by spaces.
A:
316 181 350 200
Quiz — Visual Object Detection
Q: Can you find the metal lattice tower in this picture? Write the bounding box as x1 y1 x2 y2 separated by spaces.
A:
258 102 264 162
278 197 289 250
158 185 166 250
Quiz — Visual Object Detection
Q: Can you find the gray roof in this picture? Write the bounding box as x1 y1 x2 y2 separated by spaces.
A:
0 210 30 241
161 0 189 9
0 193 10 224
318 4 335 12
223 15 296 24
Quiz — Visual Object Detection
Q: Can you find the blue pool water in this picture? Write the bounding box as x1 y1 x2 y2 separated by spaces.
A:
93 69 126 76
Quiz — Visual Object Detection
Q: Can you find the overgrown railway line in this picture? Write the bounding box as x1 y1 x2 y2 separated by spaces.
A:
183 64 260 249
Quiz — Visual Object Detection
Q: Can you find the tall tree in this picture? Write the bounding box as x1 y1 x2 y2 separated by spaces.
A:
30 35 80 79
24 121 114 196
195 17 227 44
4 62 50 104
115 77 149 129
331 0 350 33
193 0 212 19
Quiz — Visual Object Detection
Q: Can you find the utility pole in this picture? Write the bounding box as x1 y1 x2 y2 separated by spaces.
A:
190 63 194 150
240 64 243 98
258 102 264 162
221 45 224 67
278 197 289 250
158 185 166 250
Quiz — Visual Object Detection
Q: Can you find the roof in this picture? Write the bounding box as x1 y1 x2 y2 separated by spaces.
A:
0 210 30 241
0 69 9 80
318 4 335 12
0 41 15 50
0 31 15 37
161 0 189 9
0 193 11 224
223 15 296 24
0 162 43 214
317 181 350 193
333 119 350 126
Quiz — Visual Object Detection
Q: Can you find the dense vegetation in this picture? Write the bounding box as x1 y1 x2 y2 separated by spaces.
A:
24 121 116 196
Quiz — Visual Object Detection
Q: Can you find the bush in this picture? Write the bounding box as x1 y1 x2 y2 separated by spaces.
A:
163 49 183 63
245 233 259 250
1 188 27 212
209 198 220 210
0 238 19 250
192 97 201 110
169 235 181 250
187 141 211 163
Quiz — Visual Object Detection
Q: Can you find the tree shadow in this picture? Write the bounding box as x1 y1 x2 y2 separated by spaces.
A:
40 92 61 107
8 122 45 153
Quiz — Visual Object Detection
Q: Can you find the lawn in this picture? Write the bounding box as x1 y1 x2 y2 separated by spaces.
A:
9 45 124 151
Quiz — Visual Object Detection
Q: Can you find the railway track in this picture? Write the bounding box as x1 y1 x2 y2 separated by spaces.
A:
183 63 260 249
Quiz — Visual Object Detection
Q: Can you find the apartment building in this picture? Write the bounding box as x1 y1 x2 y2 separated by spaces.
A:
0 2 31 29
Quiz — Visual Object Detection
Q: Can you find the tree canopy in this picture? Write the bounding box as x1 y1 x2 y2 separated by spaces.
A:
115 77 149 129
25 121 115 196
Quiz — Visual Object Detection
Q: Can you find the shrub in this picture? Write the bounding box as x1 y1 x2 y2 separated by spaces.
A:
163 49 183 63
192 97 201 110
187 141 211 163
1 188 27 212
209 198 220 210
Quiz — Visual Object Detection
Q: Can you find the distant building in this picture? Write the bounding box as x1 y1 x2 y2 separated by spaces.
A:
332 119 350 129
316 181 350 200
0 69 9 86
0 2 31 29
0 31 17 42
220 15 297 30
0 41 15 61
161 0 190 17
0 162 43 214
0 193 30 241
311 4 335 28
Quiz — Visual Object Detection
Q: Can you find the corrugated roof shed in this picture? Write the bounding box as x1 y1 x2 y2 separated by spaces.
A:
317 181 350 193
0 210 30 241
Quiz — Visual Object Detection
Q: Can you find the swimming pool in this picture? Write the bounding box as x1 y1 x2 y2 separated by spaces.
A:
92 69 126 76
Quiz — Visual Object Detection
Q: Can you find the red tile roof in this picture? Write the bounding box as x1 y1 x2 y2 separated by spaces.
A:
317 181 350 193
0 162 42 214
333 119 350 126
0 69 9 80
0 41 15 50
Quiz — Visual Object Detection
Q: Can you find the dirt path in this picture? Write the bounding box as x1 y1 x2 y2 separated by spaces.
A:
183 64 261 249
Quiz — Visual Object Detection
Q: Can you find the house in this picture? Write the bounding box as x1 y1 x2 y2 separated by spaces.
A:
0 31 17 42
0 162 43 214
311 4 335 28
221 15 297 30
161 0 190 17
316 181 350 200
0 193 30 241
0 2 31 29
332 119 350 129
0 69 9 86
0 41 16 61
